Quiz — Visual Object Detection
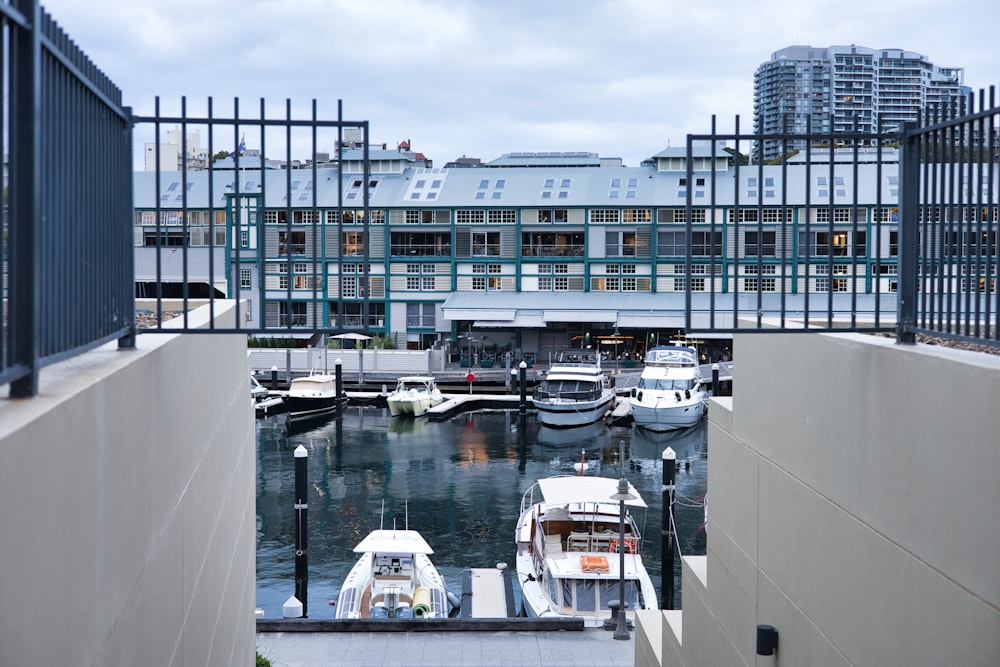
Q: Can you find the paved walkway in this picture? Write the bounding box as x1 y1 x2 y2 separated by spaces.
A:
256 629 636 667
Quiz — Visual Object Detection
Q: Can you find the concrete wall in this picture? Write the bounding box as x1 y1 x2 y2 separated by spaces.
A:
0 302 256 667
648 331 1000 666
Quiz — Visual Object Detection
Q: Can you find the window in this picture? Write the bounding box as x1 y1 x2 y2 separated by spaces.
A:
472 277 486 291
800 231 849 256
537 209 569 223
591 209 620 224
521 232 584 257
406 276 421 290
240 269 252 289
342 231 364 256
472 232 501 256
744 231 776 257
606 230 637 256
657 231 722 257
341 276 357 298
278 231 306 255
279 301 307 326
456 210 486 224
390 231 451 257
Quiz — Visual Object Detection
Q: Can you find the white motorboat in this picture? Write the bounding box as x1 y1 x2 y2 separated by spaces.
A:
514 475 658 627
282 369 346 420
385 376 445 417
532 350 615 428
334 528 453 619
628 345 706 432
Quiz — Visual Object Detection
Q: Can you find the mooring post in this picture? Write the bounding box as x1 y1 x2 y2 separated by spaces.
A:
518 360 527 415
270 365 278 391
712 363 720 396
662 446 676 609
335 358 343 421
294 445 309 616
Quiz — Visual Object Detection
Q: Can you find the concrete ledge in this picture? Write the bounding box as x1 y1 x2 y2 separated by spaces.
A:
256 617 586 633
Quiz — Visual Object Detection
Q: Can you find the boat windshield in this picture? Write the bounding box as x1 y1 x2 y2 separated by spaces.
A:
638 377 694 391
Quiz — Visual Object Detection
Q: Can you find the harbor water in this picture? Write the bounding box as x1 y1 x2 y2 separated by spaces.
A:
255 407 707 618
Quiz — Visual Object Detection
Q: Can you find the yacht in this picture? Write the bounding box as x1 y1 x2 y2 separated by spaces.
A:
514 474 657 627
629 345 706 431
532 350 615 428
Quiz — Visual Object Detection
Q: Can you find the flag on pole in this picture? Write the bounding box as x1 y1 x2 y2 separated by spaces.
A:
229 133 246 158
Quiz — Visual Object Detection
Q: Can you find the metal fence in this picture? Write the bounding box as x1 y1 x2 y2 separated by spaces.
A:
130 98 372 335
2 1 135 397
683 93 999 349
6 0 999 398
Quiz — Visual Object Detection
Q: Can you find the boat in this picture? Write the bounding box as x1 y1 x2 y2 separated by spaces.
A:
628 344 707 431
532 350 616 428
334 527 453 619
385 376 445 417
514 474 658 627
282 369 346 420
250 373 269 405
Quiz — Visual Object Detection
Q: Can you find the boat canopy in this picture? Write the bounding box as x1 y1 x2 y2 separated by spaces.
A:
353 529 435 555
537 476 647 509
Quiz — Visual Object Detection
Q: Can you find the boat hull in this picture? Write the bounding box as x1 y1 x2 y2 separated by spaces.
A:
283 395 346 420
387 393 442 417
629 394 705 431
533 393 614 428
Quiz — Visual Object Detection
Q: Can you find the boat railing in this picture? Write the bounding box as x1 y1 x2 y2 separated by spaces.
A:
533 387 604 402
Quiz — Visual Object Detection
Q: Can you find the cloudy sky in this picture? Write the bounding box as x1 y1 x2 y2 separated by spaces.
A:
41 0 999 167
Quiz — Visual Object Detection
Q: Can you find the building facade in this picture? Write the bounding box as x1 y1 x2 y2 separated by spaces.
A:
132 142 997 361
754 45 970 162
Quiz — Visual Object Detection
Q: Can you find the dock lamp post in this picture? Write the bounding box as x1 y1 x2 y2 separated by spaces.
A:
609 453 636 640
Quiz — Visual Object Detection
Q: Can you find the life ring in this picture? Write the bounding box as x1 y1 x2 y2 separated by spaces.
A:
609 537 637 554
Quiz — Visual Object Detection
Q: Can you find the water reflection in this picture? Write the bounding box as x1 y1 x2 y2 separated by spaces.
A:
255 409 707 618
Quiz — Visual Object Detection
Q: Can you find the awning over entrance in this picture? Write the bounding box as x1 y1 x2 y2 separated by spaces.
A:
441 292 691 328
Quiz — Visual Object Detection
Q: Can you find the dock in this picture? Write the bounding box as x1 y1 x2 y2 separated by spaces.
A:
459 566 517 619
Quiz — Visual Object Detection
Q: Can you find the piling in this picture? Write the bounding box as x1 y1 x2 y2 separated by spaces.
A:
518 361 527 415
334 359 343 421
294 445 309 616
711 363 719 396
661 446 676 609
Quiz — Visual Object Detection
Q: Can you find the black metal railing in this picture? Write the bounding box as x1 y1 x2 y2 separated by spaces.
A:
130 97 374 337
684 92 999 349
2 1 135 397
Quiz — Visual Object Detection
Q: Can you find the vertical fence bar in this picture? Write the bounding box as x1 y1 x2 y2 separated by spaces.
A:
897 121 919 344
8 0 41 397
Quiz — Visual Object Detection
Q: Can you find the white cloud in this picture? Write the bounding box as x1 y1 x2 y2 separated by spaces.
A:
40 0 1000 167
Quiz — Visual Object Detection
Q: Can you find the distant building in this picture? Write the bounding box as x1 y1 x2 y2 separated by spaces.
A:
753 45 970 162
143 126 210 172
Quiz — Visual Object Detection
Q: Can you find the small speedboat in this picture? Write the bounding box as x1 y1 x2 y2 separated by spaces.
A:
386 376 444 417
629 344 706 431
334 528 454 619
514 474 657 627
282 369 346 420
532 350 615 428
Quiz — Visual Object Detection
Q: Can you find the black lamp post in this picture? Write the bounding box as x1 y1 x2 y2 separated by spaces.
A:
609 439 636 640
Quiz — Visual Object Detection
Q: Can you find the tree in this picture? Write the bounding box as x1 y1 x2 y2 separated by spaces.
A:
211 149 231 162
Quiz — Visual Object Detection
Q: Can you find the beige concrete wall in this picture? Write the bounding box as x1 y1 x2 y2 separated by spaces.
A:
655 331 1000 666
0 302 256 667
